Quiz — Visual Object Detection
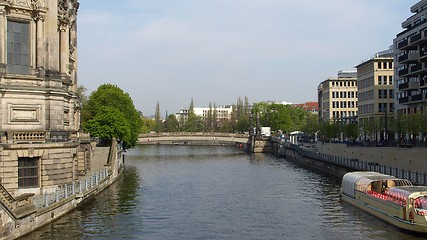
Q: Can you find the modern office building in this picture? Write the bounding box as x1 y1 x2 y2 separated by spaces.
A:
318 70 358 123
394 0 427 115
355 49 394 141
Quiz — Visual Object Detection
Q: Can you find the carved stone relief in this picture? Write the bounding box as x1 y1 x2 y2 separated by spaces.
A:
6 0 45 10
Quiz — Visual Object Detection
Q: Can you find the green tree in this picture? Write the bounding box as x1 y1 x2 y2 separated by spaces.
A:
344 123 359 141
302 113 319 137
213 103 218 131
82 84 142 149
206 102 214 131
140 115 155 134
251 102 270 127
154 102 162 133
164 114 179 132
236 116 249 133
184 114 204 132
84 106 131 143
252 102 309 133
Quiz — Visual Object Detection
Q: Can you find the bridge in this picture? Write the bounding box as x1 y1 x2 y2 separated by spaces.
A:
138 132 249 146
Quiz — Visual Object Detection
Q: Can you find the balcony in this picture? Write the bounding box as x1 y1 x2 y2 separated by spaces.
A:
399 62 427 77
9 131 46 144
398 68 409 77
398 51 418 63
399 96 409 104
398 82 409 90
416 29 427 45
398 39 409 50
410 32 422 44
411 93 424 102
0 131 86 144
411 63 422 72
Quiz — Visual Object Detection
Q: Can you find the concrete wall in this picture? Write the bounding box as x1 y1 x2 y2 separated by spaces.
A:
315 143 427 172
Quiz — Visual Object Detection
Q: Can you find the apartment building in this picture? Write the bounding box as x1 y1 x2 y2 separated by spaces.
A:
394 0 427 114
318 70 358 123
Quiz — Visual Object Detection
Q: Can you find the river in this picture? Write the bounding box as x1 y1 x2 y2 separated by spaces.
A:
21 145 426 239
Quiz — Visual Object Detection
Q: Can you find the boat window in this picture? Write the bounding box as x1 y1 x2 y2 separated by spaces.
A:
415 197 427 210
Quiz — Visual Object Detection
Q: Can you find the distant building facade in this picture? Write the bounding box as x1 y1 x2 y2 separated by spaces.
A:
394 0 427 115
355 49 394 141
318 70 358 123
0 1 90 196
176 105 233 122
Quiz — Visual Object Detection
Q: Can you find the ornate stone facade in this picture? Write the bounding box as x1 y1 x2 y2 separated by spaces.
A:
0 0 79 133
0 1 85 196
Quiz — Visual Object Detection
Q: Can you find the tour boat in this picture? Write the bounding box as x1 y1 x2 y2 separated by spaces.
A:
340 171 427 233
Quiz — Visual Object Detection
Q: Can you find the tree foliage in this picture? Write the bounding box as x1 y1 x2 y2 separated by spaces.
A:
154 102 162 133
84 106 131 142
164 114 179 132
82 84 142 148
140 116 155 134
251 102 309 133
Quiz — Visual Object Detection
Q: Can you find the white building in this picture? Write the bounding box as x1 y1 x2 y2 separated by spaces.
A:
176 106 233 122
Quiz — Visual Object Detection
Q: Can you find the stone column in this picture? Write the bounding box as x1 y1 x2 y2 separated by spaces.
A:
0 6 6 74
59 25 69 74
36 15 45 70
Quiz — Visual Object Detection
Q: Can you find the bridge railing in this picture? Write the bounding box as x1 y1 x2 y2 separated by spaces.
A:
139 132 249 138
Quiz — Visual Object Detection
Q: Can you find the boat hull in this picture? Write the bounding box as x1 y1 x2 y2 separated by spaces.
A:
341 194 427 233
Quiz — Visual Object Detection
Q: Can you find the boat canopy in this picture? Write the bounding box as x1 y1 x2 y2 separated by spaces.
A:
342 171 413 198
389 186 427 198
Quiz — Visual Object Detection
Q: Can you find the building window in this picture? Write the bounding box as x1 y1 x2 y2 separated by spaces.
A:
18 157 39 188
378 62 382 69
7 20 30 74
378 76 382 85
389 62 393 69
378 89 383 99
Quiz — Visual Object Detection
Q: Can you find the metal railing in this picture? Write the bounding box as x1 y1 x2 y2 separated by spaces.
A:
285 143 427 186
34 168 109 208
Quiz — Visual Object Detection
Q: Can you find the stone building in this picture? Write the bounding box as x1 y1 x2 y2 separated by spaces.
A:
0 0 89 197
318 70 358 123
355 49 394 141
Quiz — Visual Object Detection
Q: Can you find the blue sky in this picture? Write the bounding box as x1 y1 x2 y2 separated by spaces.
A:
77 0 419 117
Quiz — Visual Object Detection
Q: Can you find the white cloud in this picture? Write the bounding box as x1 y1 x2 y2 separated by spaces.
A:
77 0 419 116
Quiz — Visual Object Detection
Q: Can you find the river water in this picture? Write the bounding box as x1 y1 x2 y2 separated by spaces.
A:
21 145 426 240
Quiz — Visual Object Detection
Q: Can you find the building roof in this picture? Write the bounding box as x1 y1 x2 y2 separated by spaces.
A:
355 49 394 68
294 102 319 112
